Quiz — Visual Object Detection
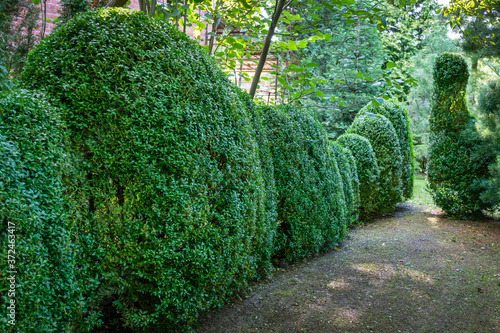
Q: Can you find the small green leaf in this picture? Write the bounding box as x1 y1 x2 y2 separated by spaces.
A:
305 63 319 68
386 62 397 68
315 90 324 98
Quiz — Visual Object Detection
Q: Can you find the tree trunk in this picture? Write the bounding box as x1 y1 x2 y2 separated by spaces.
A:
249 0 290 99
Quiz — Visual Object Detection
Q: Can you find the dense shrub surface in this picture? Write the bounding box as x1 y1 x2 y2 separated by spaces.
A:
347 114 402 214
343 147 360 223
22 9 269 330
478 81 500 208
0 90 78 332
260 104 347 261
428 53 495 215
331 143 357 224
235 88 278 275
336 133 379 218
359 100 414 199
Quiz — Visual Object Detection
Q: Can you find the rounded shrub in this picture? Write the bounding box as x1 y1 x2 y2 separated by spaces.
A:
260 104 347 261
347 113 402 214
331 143 357 224
22 8 269 330
0 89 78 332
359 100 414 199
336 133 379 218
234 87 278 276
428 53 495 216
343 147 360 223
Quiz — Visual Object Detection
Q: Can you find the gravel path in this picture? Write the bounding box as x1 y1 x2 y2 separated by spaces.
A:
196 204 500 333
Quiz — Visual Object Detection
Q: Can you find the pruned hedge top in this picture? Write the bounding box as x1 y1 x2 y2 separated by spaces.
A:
336 133 379 218
347 113 402 214
431 53 473 132
22 8 269 330
260 104 347 261
0 89 78 332
331 142 356 224
359 100 414 199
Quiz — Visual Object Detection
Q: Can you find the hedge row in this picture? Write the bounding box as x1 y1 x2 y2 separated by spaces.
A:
2 8 413 332
337 99 414 218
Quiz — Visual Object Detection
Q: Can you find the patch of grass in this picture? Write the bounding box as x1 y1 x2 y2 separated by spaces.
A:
405 173 437 209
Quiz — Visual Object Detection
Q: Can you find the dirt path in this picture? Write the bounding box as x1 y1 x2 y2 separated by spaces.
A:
197 204 500 333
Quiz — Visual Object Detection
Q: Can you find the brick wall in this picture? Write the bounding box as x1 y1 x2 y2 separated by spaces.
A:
34 1 199 40
23 1 276 98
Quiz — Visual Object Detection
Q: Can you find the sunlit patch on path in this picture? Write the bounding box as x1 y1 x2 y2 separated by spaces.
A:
197 203 500 333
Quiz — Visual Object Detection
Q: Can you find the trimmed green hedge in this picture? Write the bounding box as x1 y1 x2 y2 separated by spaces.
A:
331 143 357 224
336 133 379 218
0 89 78 332
343 147 360 223
347 113 402 214
22 8 270 330
234 87 278 276
359 100 414 199
428 53 495 215
260 104 347 261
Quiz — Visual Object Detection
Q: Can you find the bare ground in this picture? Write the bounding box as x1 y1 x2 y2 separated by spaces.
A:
196 204 500 333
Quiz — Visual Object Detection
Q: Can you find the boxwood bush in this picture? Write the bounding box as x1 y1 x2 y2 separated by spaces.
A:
234 87 278 276
336 133 379 218
428 53 495 215
347 113 402 214
359 100 414 199
0 89 78 332
260 104 347 261
331 143 357 224
22 8 270 330
343 147 360 223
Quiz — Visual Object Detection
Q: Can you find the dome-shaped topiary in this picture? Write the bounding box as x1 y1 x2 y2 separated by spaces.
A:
347 113 402 214
359 100 414 200
331 142 357 224
260 104 347 261
428 53 495 216
343 147 360 223
22 8 269 330
336 133 379 218
0 89 79 332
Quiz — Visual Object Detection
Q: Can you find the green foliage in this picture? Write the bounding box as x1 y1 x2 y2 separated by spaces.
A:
477 80 500 208
380 0 439 96
348 113 403 214
331 143 357 224
336 133 379 218
428 52 496 215
359 100 414 199
343 147 360 223
234 87 278 276
0 89 79 332
0 0 39 79
260 104 347 261
22 8 270 330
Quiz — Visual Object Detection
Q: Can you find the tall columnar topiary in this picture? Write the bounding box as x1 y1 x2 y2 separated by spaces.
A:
260 104 347 261
22 8 269 330
428 53 496 215
336 133 379 218
358 100 414 199
0 90 79 332
347 113 403 214
331 142 357 224
343 147 360 223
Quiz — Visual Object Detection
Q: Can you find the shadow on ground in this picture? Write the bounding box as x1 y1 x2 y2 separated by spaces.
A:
196 204 500 333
